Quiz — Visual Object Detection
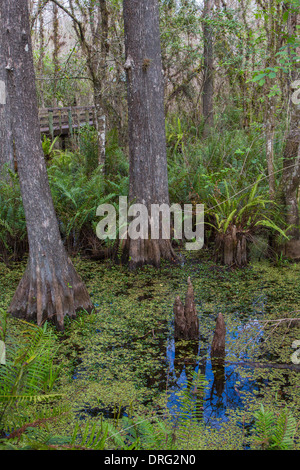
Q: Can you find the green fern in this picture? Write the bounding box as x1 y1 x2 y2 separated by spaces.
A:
68 420 110 450
173 370 207 423
253 404 298 450
0 319 63 432
0 403 70 449
118 415 174 450
206 174 289 262
0 168 27 260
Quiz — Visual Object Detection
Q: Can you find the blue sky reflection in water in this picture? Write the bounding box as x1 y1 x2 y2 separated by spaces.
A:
165 317 265 428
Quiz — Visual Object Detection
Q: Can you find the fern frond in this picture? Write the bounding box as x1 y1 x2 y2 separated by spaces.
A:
253 404 297 450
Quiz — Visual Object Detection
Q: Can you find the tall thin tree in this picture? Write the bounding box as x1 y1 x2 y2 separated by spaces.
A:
1 0 92 330
0 7 14 175
281 7 300 259
51 0 108 168
202 0 214 136
52 2 60 106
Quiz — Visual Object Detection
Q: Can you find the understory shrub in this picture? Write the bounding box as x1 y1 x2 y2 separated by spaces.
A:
0 167 27 263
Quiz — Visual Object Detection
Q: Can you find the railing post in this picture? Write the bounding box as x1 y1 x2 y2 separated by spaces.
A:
68 108 73 136
85 108 90 126
48 109 54 140
58 109 62 134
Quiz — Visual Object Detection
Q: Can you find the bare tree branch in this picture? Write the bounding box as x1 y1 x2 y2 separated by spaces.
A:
30 0 51 30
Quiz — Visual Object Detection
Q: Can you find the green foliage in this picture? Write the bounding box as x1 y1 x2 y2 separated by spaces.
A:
206 175 288 240
252 404 298 450
0 318 63 434
172 370 207 423
78 125 99 176
0 404 70 450
0 127 129 260
0 167 27 262
166 114 279 207
0 308 8 343
118 415 174 450
0 255 300 450
104 129 129 200
33 49 91 108
166 116 186 154
0 314 72 449
42 136 59 160
47 150 117 250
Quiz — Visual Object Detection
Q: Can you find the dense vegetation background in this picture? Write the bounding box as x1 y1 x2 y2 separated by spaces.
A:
0 0 299 452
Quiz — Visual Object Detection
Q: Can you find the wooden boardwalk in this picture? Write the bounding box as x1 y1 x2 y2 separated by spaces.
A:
39 106 96 138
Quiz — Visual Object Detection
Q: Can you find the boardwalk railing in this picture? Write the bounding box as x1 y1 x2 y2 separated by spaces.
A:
39 106 96 138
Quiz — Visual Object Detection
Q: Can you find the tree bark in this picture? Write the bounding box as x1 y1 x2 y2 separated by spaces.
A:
262 0 282 199
92 0 109 169
2 0 92 330
0 6 14 175
123 0 176 269
265 94 276 199
94 80 106 168
36 3 46 108
211 312 226 359
281 9 300 259
281 80 300 259
202 0 214 137
174 277 199 340
215 225 248 267
184 277 199 339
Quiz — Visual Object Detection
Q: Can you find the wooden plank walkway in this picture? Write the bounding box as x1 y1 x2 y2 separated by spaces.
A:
39 106 96 138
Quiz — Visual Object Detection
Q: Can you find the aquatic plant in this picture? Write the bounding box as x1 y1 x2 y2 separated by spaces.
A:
252 403 298 450
0 318 63 435
206 176 289 266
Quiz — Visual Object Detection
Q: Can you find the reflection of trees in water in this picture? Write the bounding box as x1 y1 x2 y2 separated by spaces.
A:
159 310 300 428
211 358 225 398
146 334 169 391
165 337 208 421
203 363 244 425
145 314 298 427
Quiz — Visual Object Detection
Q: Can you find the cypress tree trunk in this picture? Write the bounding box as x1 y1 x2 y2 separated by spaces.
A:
0 4 14 175
2 0 92 330
37 4 46 108
265 94 276 199
202 0 214 137
123 0 176 269
281 79 300 259
215 226 248 267
94 80 106 168
281 9 300 259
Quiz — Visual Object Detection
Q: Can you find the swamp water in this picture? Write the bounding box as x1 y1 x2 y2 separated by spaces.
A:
56 258 300 449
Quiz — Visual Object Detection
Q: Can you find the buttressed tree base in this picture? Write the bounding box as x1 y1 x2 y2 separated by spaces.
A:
1 1 92 330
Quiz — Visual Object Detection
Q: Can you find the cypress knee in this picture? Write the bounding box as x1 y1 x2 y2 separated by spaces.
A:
211 312 226 358
174 277 199 340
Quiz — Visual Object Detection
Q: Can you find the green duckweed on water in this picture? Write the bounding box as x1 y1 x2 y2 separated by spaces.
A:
1 249 299 450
